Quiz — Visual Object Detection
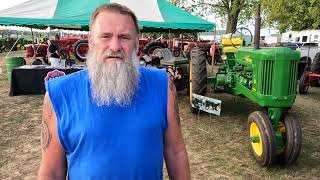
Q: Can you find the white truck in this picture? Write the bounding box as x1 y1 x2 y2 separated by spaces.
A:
296 42 320 63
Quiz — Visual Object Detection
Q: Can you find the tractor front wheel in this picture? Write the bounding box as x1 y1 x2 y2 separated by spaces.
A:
298 71 309 94
248 111 276 166
189 47 207 114
59 48 70 59
277 114 302 166
20 45 26 50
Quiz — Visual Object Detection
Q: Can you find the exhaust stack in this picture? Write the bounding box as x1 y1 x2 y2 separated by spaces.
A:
254 4 261 49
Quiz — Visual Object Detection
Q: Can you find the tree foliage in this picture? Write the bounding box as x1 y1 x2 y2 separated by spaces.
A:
169 0 258 33
261 0 320 33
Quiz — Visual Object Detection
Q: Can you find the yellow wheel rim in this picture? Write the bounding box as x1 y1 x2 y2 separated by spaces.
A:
250 122 263 156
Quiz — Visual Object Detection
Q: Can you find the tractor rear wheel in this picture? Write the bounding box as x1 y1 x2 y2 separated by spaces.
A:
74 39 88 62
298 71 309 94
248 111 277 166
189 47 207 114
277 114 302 166
143 41 167 56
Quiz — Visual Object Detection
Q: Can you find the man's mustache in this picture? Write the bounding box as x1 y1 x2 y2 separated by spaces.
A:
103 51 124 59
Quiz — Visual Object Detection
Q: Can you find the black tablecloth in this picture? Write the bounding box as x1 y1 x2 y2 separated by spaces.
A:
9 66 83 96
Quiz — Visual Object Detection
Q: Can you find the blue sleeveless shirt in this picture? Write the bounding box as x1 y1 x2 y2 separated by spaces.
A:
46 67 168 180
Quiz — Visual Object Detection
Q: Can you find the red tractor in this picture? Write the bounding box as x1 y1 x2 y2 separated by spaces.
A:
24 36 89 64
299 52 320 94
140 38 222 66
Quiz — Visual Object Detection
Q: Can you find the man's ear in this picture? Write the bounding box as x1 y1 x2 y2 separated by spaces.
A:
88 32 94 49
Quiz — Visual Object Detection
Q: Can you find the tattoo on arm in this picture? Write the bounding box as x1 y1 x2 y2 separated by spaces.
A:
41 96 53 152
169 75 174 92
41 120 52 152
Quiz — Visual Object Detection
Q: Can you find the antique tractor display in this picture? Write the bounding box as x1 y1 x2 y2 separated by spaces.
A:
189 26 302 166
23 36 88 64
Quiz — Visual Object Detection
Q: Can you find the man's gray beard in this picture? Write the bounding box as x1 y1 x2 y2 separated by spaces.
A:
86 49 140 107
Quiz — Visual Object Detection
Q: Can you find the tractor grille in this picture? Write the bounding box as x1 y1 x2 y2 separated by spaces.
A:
288 60 298 95
260 60 274 95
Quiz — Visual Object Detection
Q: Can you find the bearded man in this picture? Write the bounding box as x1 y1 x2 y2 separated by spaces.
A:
37 3 190 180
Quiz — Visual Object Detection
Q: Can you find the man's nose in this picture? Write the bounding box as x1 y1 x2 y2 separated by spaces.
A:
109 37 121 52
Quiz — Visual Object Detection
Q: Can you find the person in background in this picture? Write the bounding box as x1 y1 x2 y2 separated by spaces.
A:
37 3 191 180
47 39 60 66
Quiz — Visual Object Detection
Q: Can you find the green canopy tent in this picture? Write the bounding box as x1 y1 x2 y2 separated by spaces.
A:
0 0 214 32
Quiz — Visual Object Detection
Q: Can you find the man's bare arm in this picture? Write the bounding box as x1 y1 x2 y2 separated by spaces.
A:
37 93 67 180
164 76 191 180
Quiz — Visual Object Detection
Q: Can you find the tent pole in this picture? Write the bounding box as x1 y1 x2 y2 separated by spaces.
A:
169 29 173 54
211 24 216 73
31 27 36 60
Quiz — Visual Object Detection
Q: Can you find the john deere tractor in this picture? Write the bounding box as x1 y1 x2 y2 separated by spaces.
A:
189 23 302 166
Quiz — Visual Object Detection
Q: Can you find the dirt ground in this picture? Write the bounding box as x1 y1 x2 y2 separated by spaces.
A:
0 51 319 179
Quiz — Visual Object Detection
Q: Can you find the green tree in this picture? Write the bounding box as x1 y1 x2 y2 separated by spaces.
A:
169 0 258 33
261 0 320 33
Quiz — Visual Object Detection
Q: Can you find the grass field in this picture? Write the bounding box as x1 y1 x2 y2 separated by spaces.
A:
0 52 319 179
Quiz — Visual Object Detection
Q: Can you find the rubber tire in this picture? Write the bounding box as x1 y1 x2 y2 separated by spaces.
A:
310 52 320 74
43 57 49 65
74 39 88 62
20 45 26 50
277 114 302 166
172 49 180 57
206 56 221 65
300 57 311 71
298 71 309 94
59 48 70 59
143 41 167 56
189 48 207 114
31 59 43 65
248 111 277 166
4 46 11 52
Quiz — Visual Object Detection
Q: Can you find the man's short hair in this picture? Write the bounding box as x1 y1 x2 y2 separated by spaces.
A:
90 3 139 34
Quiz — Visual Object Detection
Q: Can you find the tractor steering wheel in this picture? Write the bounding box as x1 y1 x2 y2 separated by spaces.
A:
230 27 253 49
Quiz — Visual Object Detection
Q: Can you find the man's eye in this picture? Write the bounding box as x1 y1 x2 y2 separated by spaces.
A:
99 35 111 39
121 36 131 40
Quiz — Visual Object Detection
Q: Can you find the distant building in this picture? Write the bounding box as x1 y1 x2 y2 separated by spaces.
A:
282 30 320 43
264 34 281 45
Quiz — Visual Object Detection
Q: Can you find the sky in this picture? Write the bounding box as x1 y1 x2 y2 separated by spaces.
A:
0 0 279 36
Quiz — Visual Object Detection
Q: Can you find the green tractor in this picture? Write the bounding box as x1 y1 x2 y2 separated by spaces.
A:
16 38 32 50
189 25 302 166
